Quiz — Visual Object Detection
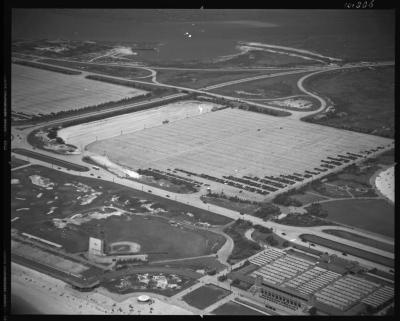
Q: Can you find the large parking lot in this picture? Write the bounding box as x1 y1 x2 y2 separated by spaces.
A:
87 108 391 180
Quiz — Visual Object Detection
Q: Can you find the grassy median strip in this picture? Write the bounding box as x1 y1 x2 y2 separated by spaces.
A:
300 234 394 268
13 60 82 75
12 149 89 172
322 229 394 253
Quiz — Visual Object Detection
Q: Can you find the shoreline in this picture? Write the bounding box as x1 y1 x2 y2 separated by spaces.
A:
11 262 192 315
370 165 395 205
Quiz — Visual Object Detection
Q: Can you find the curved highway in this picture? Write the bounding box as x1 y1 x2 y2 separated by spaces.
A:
11 57 395 274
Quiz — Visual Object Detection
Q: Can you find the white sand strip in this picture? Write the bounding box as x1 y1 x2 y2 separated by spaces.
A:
11 262 192 315
374 166 394 203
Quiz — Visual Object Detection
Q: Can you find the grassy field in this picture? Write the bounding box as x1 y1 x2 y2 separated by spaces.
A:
224 220 262 264
11 64 147 115
299 234 394 268
322 229 394 253
209 72 307 99
285 248 319 263
13 60 82 75
11 156 29 169
215 49 321 67
200 196 260 215
373 149 395 165
251 229 289 249
182 284 231 310
211 301 264 315
11 165 230 259
103 215 226 260
304 67 394 138
39 59 150 79
310 181 353 199
85 108 391 183
12 39 112 59
156 69 275 89
150 256 227 272
12 240 89 275
273 213 334 227
12 149 89 171
131 46 320 69
320 199 394 238
250 95 320 112
298 157 392 200
290 192 328 204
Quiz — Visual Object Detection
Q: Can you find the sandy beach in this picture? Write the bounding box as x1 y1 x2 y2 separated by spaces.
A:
11 262 192 315
373 166 395 204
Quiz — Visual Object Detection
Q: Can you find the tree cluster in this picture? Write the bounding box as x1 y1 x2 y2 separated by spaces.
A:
252 203 281 219
273 192 303 207
14 60 82 75
305 203 328 218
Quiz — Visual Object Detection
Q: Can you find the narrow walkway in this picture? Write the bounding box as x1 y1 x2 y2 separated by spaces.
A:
301 196 384 208
11 163 31 171
170 282 204 300
203 293 235 314
150 254 215 265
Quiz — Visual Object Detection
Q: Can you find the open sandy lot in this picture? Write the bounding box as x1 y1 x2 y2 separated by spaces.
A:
12 64 147 115
85 108 391 178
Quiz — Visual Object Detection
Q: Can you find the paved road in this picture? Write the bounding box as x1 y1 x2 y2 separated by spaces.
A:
12 54 395 315
14 59 394 126
11 163 32 171
11 130 394 272
14 92 186 130
199 69 314 91
14 59 312 117
11 58 395 274
12 148 89 171
13 141 395 274
19 54 316 72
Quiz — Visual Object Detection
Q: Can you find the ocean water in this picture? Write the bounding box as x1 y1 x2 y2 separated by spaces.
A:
11 294 41 314
12 9 394 63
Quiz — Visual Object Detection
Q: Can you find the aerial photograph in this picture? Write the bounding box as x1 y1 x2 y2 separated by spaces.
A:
9 8 395 316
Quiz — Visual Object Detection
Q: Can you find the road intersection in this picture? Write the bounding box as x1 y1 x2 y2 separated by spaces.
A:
11 57 395 278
